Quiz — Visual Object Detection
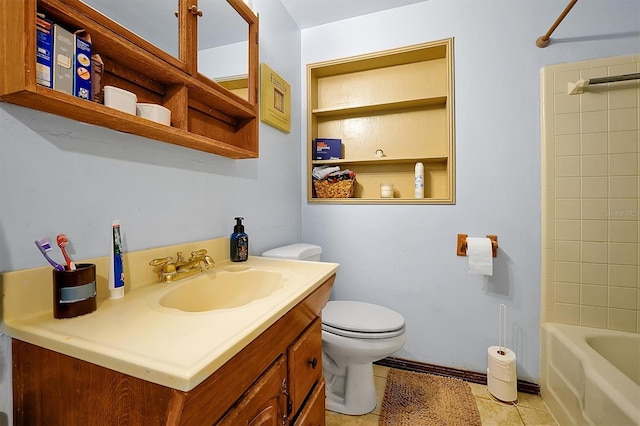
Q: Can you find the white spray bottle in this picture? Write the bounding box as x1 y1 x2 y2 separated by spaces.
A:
414 162 424 198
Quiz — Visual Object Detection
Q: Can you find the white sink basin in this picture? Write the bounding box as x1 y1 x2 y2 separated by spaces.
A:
157 265 288 312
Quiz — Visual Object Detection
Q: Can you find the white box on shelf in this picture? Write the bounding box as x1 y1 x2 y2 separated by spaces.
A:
103 86 137 115
136 103 171 126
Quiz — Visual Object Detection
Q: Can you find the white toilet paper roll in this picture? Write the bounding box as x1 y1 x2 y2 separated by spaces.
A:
488 346 516 382
487 368 517 402
467 237 493 276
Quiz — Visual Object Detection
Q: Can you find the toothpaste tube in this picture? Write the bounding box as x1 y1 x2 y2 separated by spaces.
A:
108 220 125 299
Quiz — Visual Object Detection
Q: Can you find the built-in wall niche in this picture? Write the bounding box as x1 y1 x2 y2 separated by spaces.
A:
307 39 456 204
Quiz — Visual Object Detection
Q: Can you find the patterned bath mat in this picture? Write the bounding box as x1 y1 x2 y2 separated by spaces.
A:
379 369 482 425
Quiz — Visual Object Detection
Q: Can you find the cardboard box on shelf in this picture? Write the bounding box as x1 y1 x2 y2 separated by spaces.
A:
91 54 104 104
313 138 342 160
53 24 74 95
73 31 92 101
36 14 53 88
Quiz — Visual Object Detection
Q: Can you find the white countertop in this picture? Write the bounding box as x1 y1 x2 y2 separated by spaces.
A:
2 254 338 392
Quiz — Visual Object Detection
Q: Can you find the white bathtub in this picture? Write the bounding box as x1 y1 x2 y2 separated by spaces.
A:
540 323 640 425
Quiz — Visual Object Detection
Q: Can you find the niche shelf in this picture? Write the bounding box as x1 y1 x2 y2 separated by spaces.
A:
307 39 456 204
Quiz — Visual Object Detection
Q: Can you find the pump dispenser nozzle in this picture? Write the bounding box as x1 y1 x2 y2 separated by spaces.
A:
234 217 245 233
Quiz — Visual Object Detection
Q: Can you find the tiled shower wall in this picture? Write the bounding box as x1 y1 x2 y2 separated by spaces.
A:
541 54 640 333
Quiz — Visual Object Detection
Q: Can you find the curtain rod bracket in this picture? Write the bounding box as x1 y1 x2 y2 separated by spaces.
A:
536 36 551 48
537 0 579 48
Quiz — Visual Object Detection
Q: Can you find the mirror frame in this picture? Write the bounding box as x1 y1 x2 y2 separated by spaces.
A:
196 0 258 108
61 0 258 107
184 0 258 107
59 0 188 72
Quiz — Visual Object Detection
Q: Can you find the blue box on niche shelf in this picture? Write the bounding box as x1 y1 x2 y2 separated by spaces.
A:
313 138 341 160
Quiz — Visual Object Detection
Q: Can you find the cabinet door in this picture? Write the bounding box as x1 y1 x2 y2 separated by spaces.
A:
293 379 326 426
288 318 323 417
218 356 288 426
197 0 250 100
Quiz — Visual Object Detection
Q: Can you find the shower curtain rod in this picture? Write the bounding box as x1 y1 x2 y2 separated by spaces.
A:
568 72 640 95
588 73 640 85
536 0 579 48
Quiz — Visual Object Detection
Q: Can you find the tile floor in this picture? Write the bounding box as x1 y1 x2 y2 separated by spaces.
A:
325 365 558 425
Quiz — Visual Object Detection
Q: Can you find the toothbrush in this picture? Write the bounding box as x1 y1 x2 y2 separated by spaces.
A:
56 234 76 270
35 239 65 271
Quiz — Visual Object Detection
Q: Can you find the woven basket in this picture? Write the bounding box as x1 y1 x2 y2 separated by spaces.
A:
314 178 356 198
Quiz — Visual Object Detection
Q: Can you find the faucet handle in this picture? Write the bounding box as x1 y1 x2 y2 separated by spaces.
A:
149 256 177 283
149 256 173 267
190 249 208 259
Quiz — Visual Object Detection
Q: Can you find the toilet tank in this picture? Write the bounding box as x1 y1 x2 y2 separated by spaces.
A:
261 243 322 261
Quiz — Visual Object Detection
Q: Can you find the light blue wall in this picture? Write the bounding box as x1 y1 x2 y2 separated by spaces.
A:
0 0 300 421
300 0 640 383
0 1 301 273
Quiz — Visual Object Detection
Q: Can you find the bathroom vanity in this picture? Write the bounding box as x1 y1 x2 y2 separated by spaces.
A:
3 239 338 425
12 278 332 424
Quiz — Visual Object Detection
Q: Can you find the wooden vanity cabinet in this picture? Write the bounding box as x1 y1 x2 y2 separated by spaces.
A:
0 0 259 159
294 380 327 425
218 356 288 425
288 318 323 418
12 275 334 425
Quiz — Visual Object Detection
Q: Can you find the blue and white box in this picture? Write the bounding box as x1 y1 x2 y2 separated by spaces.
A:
313 138 342 160
74 32 92 100
36 15 53 88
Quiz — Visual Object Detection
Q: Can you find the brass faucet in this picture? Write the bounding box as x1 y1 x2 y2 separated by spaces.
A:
149 249 215 283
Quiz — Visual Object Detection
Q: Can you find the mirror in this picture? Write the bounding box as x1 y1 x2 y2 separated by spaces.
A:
82 0 251 101
82 0 179 57
198 0 250 101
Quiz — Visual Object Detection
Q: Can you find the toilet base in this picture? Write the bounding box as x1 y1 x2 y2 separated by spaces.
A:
324 362 377 415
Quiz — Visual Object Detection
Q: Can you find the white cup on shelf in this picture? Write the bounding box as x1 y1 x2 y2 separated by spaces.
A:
380 183 394 198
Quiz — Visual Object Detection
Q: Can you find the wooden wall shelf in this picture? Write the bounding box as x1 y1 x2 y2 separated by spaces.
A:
0 0 259 159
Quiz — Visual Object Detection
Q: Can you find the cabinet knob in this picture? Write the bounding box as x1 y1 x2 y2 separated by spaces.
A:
176 5 204 17
188 4 204 17
308 357 318 369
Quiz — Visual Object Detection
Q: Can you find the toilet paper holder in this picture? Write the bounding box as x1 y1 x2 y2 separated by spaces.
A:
457 234 498 257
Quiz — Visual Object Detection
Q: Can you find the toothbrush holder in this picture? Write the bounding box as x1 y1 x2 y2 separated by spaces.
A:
52 263 97 319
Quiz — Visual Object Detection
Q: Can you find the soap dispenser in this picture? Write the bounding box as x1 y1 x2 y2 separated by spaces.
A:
230 217 248 262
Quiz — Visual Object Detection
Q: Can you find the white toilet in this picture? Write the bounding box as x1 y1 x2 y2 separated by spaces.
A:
261 243 406 415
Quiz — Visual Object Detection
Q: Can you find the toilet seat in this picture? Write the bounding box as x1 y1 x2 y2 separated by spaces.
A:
322 301 405 339
322 323 406 339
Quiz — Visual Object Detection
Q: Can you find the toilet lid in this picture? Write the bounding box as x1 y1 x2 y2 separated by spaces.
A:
261 243 321 260
322 301 405 334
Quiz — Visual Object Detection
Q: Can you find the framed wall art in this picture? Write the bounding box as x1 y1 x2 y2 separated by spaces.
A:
260 63 291 133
